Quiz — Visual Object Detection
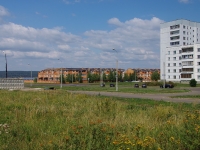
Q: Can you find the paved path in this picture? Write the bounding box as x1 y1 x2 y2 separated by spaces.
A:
68 87 200 103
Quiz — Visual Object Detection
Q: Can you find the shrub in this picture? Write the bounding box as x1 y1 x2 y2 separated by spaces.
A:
189 79 197 87
33 78 37 83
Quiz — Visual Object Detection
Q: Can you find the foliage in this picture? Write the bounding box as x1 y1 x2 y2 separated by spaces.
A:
33 78 37 83
87 72 100 83
189 79 197 87
59 74 65 83
76 72 83 83
66 74 75 83
0 90 199 149
108 71 115 82
123 73 129 82
151 71 160 81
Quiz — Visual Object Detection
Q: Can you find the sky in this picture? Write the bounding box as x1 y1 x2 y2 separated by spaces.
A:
0 0 200 71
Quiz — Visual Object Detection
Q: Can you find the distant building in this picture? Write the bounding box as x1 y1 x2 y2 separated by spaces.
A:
37 68 125 83
124 68 160 82
160 19 200 82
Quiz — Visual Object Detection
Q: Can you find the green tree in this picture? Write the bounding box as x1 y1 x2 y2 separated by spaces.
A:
123 73 129 82
87 72 92 83
151 71 160 81
33 78 37 83
189 79 197 87
129 73 135 81
76 72 83 83
66 74 72 83
103 72 107 82
59 74 65 83
118 72 123 82
108 71 115 82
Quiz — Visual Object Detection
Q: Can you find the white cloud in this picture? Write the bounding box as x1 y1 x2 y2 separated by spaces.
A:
0 7 163 71
179 0 190 3
63 0 81 4
0 5 9 17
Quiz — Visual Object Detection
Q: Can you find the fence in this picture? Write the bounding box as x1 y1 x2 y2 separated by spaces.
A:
0 78 24 89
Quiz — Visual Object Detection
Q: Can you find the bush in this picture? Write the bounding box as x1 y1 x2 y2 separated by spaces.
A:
33 78 37 83
189 79 197 87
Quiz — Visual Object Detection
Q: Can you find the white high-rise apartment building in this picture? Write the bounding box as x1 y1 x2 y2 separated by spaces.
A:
160 19 200 82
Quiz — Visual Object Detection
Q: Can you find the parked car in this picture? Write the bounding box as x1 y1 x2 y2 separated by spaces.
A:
134 84 139 88
142 84 147 88
110 84 115 87
160 84 174 88
100 83 105 87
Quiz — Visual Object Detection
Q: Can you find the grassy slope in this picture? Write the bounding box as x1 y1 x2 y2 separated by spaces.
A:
0 90 200 149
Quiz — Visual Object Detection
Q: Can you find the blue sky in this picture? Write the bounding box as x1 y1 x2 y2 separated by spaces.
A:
0 0 200 71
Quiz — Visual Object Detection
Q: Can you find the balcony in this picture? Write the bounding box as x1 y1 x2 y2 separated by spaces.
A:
170 30 179 35
170 25 180 30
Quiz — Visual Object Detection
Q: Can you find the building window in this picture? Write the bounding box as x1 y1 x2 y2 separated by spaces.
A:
183 37 186 40
179 63 182 66
183 25 185 29
179 50 182 53
179 69 182 72
168 51 170 55
170 41 179 46
170 24 180 29
198 48 200 52
168 69 170 73
173 63 176 66
168 63 170 67
168 57 170 60
173 76 176 79
197 69 200 72
198 55 200 59
198 76 200 80
173 51 176 54
173 57 176 60
197 62 200 65
173 69 176 72
168 75 170 79
183 31 185 34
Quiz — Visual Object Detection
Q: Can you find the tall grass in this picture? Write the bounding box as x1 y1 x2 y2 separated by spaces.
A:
0 90 199 149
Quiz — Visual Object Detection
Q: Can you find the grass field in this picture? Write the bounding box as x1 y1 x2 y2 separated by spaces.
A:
28 82 191 94
0 90 200 149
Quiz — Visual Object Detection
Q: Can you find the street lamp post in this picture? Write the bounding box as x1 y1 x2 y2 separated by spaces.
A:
58 59 62 88
112 48 118 91
28 64 32 87
3 51 7 78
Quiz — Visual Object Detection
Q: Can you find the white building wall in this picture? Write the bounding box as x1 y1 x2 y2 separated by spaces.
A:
160 19 200 82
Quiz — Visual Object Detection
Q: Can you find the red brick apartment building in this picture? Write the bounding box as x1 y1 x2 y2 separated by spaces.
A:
124 68 160 82
37 68 125 83
37 68 160 83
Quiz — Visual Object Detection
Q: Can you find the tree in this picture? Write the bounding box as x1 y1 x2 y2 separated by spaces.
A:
123 73 129 82
59 74 65 83
33 78 37 83
108 71 115 82
129 73 135 81
103 72 107 82
151 71 160 81
189 79 197 87
66 74 72 83
76 72 83 83
118 72 123 82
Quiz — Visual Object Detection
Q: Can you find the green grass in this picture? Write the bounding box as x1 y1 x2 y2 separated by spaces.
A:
0 90 200 149
171 95 200 99
28 82 190 94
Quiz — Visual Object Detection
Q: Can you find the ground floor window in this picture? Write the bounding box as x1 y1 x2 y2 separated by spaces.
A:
181 74 191 78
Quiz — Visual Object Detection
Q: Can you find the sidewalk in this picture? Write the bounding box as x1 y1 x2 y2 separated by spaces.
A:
68 88 200 104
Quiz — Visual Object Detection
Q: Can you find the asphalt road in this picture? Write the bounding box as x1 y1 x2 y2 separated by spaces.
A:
68 87 200 104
